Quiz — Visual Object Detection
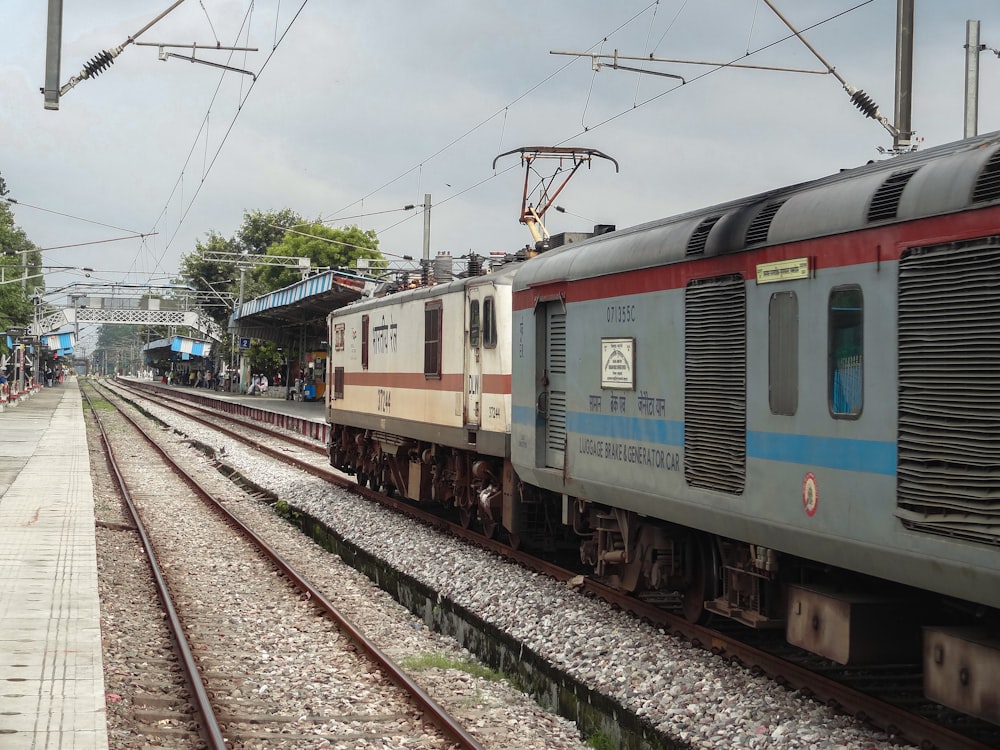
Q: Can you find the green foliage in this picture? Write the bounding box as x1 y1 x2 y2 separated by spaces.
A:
179 230 239 326
245 338 282 375
585 732 616 750
256 223 382 289
0 200 39 337
400 653 503 682
97 324 143 349
178 210 386 315
235 208 303 256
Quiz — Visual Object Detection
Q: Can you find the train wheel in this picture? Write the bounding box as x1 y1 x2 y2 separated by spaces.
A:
683 534 720 624
459 507 474 528
481 516 497 540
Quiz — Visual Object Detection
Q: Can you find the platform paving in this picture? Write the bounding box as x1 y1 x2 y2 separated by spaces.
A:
0 379 108 749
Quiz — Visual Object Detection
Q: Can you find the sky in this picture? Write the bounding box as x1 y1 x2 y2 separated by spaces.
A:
2 0 999 348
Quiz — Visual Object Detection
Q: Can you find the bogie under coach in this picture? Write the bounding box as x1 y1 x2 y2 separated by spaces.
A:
330 132 1000 724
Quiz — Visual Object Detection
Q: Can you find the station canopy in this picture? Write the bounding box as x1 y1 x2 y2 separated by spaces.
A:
143 335 213 362
230 269 369 346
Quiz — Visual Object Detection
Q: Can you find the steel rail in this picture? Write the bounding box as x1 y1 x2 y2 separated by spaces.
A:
106 378 999 750
92 381 484 750
81 385 228 750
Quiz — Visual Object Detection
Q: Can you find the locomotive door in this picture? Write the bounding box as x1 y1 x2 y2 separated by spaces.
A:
541 301 567 469
465 287 483 427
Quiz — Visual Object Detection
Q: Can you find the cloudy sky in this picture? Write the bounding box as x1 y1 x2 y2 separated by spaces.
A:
2 0 999 324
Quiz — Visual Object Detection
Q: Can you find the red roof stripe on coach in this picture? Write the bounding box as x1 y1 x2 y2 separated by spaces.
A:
513 207 1000 310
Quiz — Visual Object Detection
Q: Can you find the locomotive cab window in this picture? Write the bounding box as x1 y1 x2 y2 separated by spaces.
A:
828 286 863 417
424 301 442 378
469 299 481 347
483 296 498 348
768 291 798 416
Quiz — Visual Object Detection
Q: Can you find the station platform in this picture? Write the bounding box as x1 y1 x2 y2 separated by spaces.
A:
117 377 329 444
0 378 108 749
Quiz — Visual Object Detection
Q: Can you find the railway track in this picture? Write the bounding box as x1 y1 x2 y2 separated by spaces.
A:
106 378 1000 750
84 381 484 749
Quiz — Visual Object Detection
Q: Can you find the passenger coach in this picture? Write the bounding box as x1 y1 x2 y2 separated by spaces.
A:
511 135 1000 636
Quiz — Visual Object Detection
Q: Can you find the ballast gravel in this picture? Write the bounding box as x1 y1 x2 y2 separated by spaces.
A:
123 392 919 750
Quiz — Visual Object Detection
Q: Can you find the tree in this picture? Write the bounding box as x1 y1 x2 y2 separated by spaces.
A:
179 209 310 305
256 223 382 289
235 208 304 256
178 230 239 328
245 339 281 378
91 324 144 375
0 198 41 344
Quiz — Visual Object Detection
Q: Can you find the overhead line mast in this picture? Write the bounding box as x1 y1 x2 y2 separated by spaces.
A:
554 0 917 154
760 0 914 153
42 0 257 110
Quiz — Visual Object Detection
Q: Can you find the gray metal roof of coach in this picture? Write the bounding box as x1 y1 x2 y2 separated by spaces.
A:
513 131 1000 290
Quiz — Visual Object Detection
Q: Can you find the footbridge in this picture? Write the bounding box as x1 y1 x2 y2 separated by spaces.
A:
32 304 223 341
29 286 225 342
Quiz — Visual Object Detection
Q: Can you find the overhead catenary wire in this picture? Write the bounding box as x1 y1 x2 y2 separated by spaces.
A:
332 0 875 238
141 0 880 277
199 0 221 46
322 3 662 227
560 0 878 143
3 197 143 235
142 0 311 280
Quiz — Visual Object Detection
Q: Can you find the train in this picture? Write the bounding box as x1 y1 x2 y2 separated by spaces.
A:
326 131 1000 724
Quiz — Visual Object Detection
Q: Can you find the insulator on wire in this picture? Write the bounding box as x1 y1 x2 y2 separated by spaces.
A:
850 89 880 120
82 50 116 79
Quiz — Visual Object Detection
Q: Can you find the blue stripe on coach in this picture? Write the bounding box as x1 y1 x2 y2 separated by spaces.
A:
512 407 897 476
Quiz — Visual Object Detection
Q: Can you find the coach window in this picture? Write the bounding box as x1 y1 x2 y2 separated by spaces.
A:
361 315 370 370
768 291 798 415
469 299 481 347
424 301 442 378
828 286 863 417
483 296 498 348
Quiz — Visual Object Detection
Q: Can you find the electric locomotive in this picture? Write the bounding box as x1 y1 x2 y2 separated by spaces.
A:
329 132 1000 724
326 258 517 537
